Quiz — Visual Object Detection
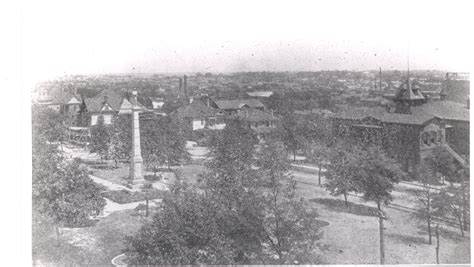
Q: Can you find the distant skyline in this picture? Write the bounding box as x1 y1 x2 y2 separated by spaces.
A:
20 0 472 86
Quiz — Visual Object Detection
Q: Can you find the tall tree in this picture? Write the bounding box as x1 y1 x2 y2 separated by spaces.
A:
256 140 321 264
125 128 322 264
353 145 404 265
304 141 332 186
141 115 189 172
414 166 438 244
33 139 105 239
124 183 238 265
324 146 361 206
425 147 458 184
89 116 113 163
281 114 307 161
432 184 467 237
32 105 68 150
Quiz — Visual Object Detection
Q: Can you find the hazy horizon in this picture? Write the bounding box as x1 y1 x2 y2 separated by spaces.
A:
20 0 472 86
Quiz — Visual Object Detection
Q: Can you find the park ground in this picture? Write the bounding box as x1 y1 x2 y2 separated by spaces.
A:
33 142 470 265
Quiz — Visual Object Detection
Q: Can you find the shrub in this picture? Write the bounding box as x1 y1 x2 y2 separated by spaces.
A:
103 189 165 204
144 174 162 182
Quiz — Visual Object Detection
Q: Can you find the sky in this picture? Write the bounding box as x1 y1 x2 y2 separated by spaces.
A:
19 0 473 86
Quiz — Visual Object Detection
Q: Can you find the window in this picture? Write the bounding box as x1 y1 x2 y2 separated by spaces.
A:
438 130 444 143
103 114 112 124
430 131 437 144
91 115 98 126
422 132 429 146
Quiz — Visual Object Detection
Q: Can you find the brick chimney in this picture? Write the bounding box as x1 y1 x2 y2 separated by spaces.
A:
183 75 188 97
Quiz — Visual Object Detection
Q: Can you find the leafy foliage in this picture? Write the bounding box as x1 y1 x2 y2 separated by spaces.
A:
124 185 238 265
89 117 113 161
432 184 469 236
125 122 322 264
256 140 321 264
425 147 459 183
32 105 68 146
324 145 361 205
141 115 189 171
32 106 106 228
355 146 404 208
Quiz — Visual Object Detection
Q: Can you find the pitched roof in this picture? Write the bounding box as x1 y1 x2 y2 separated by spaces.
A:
173 100 222 118
50 92 81 105
83 89 124 113
412 100 469 122
214 99 265 110
229 108 279 122
394 79 426 101
333 107 435 125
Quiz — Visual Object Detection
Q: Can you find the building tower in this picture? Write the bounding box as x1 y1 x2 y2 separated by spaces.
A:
129 91 145 189
393 58 427 114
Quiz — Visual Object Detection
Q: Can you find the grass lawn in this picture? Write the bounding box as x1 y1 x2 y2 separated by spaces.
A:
89 161 130 185
175 164 207 184
33 210 151 265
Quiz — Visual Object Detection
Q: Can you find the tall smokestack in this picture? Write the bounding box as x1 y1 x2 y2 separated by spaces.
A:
178 78 183 92
379 67 382 91
183 75 188 97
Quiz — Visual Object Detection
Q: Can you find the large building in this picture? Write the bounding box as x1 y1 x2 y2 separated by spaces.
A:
332 76 469 178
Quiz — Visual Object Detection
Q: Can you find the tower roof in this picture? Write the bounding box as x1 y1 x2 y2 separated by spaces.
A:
394 78 425 101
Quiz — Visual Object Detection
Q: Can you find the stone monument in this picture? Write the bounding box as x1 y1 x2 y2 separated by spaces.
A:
128 91 145 189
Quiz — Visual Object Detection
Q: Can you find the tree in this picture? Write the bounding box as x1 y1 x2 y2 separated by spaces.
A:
32 105 68 150
89 116 113 163
125 183 238 265
125 122 322 264
281 114 307 161
414 167 438 244
352 145 404 265
141 115 189 172
425 147 458 184
324 146 361 206
426 147 469 232
304 141 332 186
432 185 467 237
256 140 321 264
33 156 106 239
112 114 132 160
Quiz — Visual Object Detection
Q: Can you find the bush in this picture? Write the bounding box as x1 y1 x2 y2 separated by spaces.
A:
144 174 162 182
102 189 165 204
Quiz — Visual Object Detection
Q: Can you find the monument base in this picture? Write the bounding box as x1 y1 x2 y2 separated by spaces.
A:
127 178 146 191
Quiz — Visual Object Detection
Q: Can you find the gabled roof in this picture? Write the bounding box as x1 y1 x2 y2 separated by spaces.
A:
118 97 147 114
214 99 265 110
229 108 279 122
83 89 124 113
172 100 222 118
50 92 81 105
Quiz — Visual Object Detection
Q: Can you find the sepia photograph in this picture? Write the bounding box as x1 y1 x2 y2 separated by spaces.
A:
9 0 472 265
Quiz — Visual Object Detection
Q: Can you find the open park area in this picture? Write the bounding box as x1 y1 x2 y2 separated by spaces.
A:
32 139 470 265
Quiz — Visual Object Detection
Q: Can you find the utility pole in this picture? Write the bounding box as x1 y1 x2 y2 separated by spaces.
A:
435 224 440 264
378 209 386 265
